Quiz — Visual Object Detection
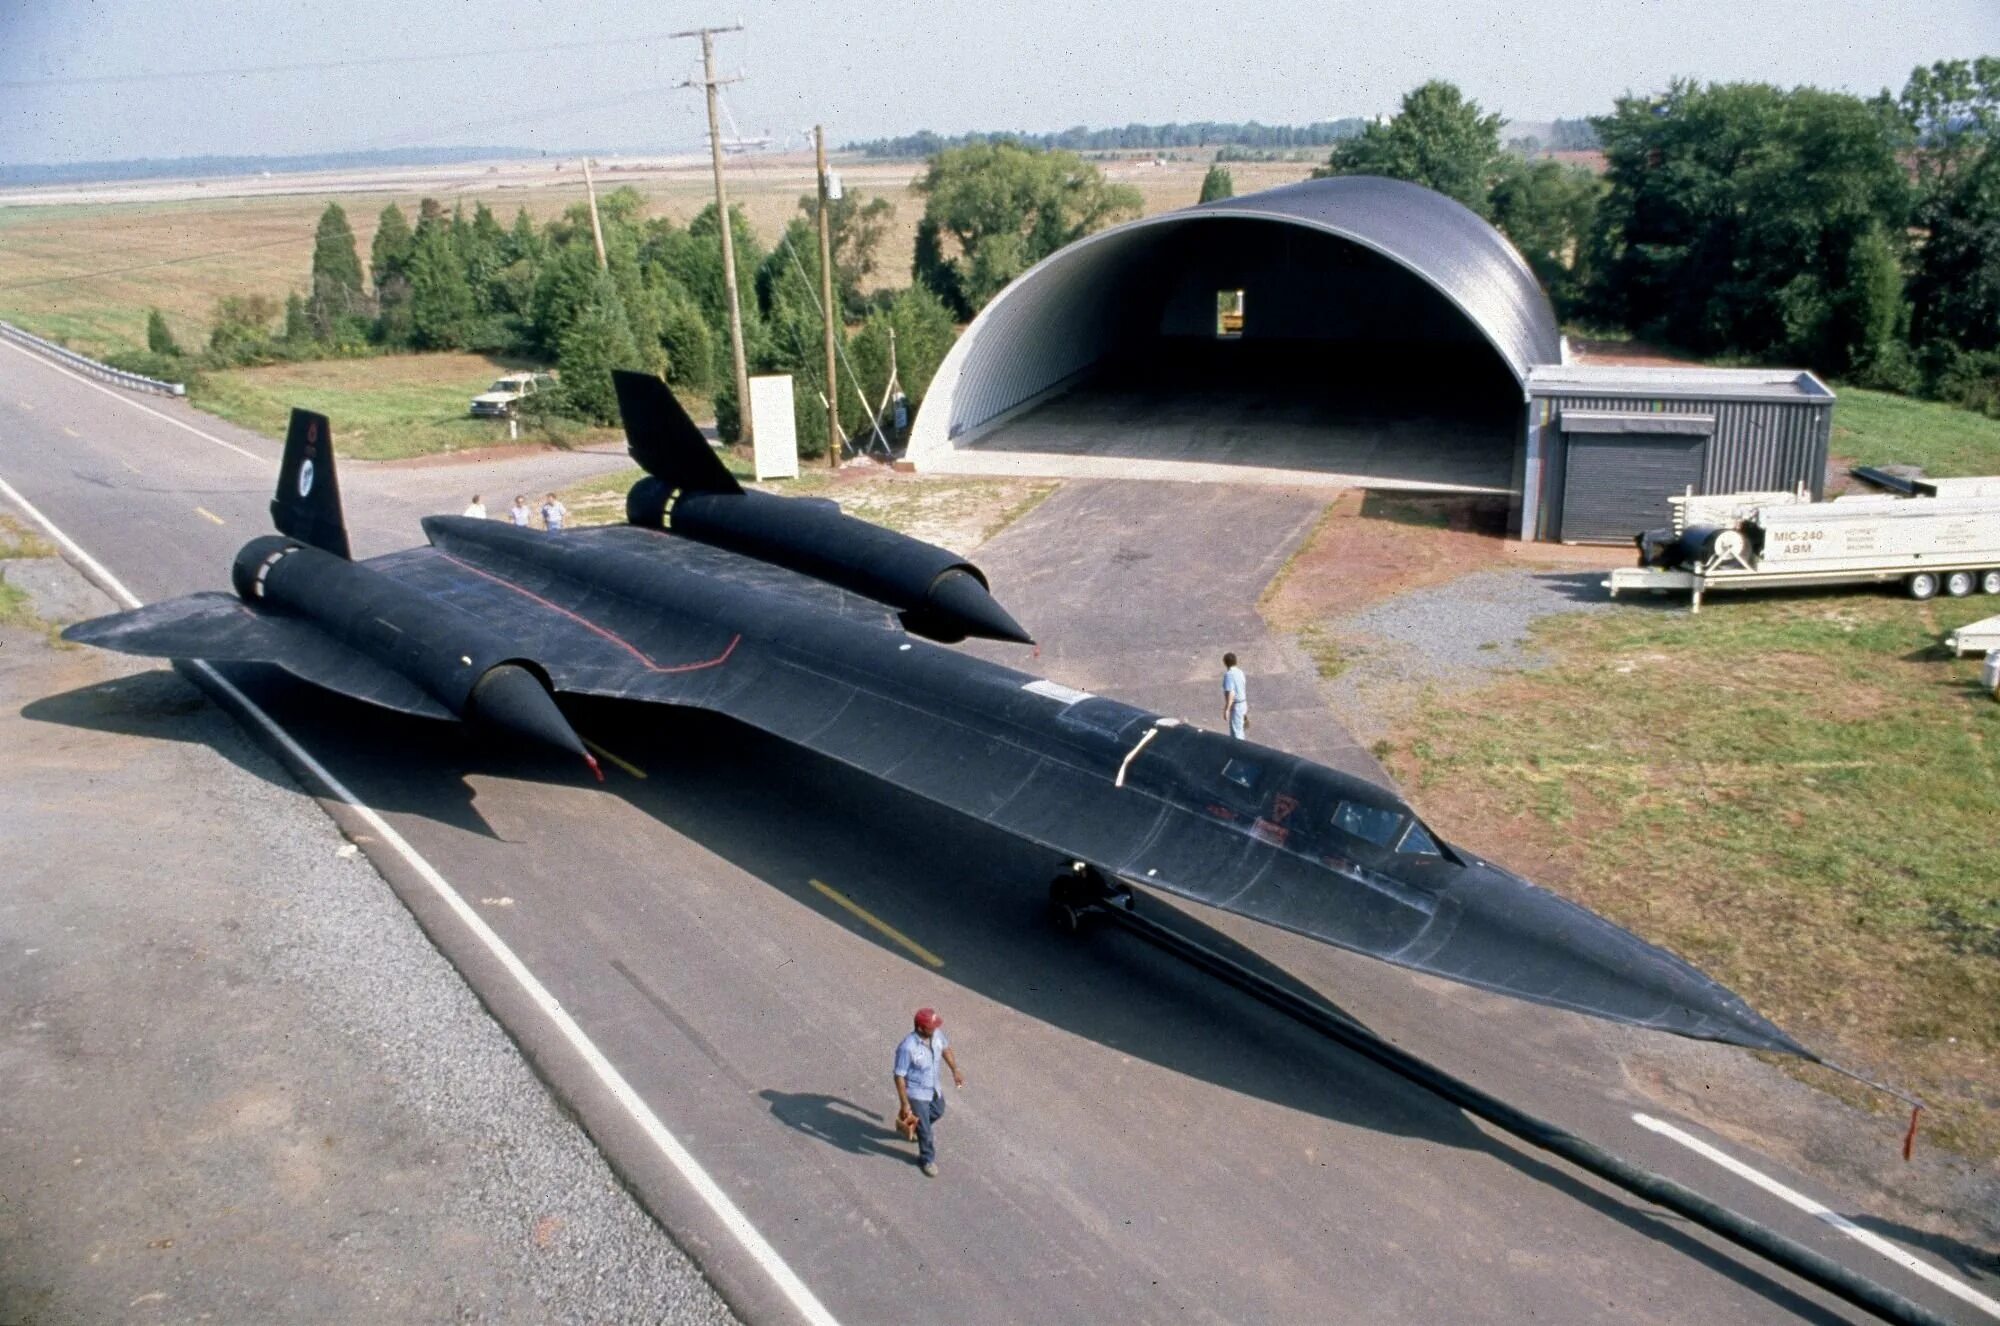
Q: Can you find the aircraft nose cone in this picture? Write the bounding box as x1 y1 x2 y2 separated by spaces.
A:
927 568 1034 645
470 663 594 774
1431 862 1810 1058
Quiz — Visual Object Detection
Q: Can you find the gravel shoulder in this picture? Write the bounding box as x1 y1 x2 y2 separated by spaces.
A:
0 561 734 1325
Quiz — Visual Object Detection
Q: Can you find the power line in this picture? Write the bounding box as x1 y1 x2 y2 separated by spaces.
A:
3 32 693 91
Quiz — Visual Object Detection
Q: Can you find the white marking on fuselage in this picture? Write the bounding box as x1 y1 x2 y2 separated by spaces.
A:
1114 725 1161 789
0 469 844 1326
1023 677 1092 705
1633 1113 1999 1319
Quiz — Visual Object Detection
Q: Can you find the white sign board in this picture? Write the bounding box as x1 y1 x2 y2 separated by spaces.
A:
748 374 799 481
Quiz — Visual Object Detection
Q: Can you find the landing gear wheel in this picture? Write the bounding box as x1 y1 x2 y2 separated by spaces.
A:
1945 571 1976 598
1982 570 2000 595
1908 572 1940 601
1049 874 1093 935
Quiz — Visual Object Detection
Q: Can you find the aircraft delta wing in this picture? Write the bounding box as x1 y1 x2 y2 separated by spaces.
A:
63 373 1810 1061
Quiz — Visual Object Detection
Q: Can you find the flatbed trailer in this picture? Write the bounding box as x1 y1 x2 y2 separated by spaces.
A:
1604 483 2000 612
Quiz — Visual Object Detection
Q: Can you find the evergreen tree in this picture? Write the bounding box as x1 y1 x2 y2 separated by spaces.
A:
1198 165 1235 203
308 203 367 341
555 271 642 424
369 203 415 298
371 203 417 344
145 307 180 356
406 219 477 349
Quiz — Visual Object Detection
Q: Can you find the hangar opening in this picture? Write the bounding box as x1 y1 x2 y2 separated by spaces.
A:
906 177 1564 526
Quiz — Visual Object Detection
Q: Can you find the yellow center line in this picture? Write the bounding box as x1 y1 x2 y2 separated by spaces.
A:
810 879 944 968
194 506 225 525
582 737 647 779
63 426 80 438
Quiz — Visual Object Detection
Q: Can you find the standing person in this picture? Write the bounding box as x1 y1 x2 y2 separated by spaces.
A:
540 492 567 532
1221 651 1249 739
462 494 487 519
893 1007 964 1178
509 494 532 528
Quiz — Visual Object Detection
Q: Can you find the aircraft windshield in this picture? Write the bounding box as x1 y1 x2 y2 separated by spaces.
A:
1397 820 1443 857
1333 799 1404 848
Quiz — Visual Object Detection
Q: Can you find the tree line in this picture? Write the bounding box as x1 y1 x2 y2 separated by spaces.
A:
1310 61 2000 414
128 186 959 456
850 120 1371 159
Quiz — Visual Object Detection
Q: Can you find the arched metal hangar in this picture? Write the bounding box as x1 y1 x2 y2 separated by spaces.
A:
905 176 1563 528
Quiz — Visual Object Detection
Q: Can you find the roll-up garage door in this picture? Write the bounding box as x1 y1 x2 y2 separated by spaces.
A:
1558 411 1714 543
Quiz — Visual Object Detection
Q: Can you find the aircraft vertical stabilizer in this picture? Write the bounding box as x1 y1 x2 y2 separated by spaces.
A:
271 408 351 559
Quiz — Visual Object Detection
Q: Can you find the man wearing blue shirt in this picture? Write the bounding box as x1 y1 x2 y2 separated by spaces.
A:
893 1007 965 1178
1221 652 1249 739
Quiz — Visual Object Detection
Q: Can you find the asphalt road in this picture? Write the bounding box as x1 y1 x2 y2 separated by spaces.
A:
3 340 1990 1325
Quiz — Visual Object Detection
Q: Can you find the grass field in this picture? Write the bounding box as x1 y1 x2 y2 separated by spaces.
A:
1383 592 2000 1156
0 513 58 631
192 353 625 460
1830 385 2000 476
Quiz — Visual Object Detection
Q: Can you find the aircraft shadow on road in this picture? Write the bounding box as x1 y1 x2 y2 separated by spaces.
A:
22 670 1853 1320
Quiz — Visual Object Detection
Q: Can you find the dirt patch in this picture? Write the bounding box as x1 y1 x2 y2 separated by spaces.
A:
1260 491 1605 629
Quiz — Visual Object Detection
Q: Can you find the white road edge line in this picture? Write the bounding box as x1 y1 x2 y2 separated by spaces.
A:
0 470 843 1326
1 337 268 464
1633 1113 2000 1320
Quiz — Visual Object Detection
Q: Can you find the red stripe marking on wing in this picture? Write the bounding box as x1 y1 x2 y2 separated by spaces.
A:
438 552 739 674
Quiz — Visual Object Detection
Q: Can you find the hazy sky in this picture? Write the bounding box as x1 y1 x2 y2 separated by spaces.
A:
3 0 1995 164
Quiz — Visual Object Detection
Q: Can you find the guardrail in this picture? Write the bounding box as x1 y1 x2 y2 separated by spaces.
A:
0 320 186 397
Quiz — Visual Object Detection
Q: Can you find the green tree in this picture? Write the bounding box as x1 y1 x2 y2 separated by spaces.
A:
145 307 180 356
406 216 477 349
369 203 414 297
1313 81 1503 216
307 203 366 340
1487 156 1601 313
1585 80 1908 374
848 285 958 414
370 203 417 344
207 294 282 366
1198 164 1235 203
913 140 1142 315
1903 58 2000 358
555 271 642 424
658 293 715 392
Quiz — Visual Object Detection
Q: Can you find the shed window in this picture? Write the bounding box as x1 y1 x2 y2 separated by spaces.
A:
1215 289 1245 339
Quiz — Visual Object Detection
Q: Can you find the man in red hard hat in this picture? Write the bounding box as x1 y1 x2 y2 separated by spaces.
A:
893 1006 965 1178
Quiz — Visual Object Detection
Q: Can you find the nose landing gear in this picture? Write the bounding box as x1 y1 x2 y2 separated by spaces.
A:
1048 862 1134 934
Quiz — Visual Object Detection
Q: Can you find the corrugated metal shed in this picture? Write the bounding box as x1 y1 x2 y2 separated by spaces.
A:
908 176 1562 461
1525 366 1835 542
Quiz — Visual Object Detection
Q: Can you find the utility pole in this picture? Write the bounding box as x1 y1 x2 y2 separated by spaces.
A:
580 157 608 271
674 24 751 442
815 124 838 468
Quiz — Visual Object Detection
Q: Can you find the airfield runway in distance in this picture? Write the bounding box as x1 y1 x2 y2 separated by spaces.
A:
1 342 1990 1325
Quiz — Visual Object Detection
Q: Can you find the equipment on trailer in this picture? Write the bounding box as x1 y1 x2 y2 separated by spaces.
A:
1606 480 2000 611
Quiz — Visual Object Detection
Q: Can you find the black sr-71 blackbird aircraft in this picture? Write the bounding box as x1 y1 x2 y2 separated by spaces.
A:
67 370 1812 1060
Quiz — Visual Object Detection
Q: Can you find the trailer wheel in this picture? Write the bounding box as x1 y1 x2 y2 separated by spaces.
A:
1907 572 1940 601
1982 570 2000 595
1945 571 1977 598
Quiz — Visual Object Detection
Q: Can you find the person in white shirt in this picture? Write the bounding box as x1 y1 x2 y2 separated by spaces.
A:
540 493 567 531
509 495 532 527
1221 652 1249 739
462 494 487 519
